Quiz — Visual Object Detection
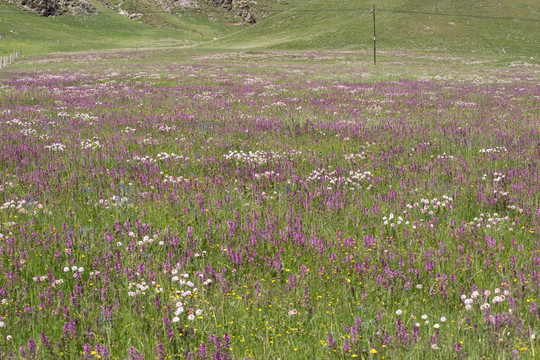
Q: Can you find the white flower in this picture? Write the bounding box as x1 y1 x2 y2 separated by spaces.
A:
471 291 479 299
396 310 402 316
63 266 69 272
6 335 12 341
188 314 195 321
415 323 421 327
461 294 467 300
0 321 4 327
416 284 423 289
531 334 536 340
431 344 439 350
288 309 298 316
440 316 446 323
159 241 165 246
465 304 472 310
434 324 440 329
196 309 203 316
117 242 122 247
171 269 178 275
484 290 491 296
71 266 78 272
421 314 428 320
78 267 84 273
480 303 490 311
172 317 180 323
175 308 184 316
172 276 179 282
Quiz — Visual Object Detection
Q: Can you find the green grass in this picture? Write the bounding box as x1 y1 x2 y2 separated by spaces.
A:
0 1 229 56
1 0 539 57
217 0 540 55
0 48 539 359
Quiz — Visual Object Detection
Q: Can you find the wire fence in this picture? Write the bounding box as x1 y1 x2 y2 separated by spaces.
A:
0 50 21 70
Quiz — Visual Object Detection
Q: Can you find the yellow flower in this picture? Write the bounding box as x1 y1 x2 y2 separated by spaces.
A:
371 348 377 354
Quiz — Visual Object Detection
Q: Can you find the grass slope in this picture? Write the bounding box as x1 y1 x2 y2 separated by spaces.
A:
0 0 538 57
0 1 231 56
217 0 540 56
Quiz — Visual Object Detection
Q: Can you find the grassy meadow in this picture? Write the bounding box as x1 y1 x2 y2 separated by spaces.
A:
0 49 539 359
0 0 539 358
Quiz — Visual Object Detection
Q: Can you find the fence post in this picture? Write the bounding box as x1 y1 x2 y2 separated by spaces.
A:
0 51 20 70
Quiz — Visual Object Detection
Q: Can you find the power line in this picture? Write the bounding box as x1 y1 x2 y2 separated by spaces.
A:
0 7 538 22
376 8 540 22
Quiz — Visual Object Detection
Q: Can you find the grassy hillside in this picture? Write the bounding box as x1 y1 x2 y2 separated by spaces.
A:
218 0 540 55
0 0 538 56
0 1 233 56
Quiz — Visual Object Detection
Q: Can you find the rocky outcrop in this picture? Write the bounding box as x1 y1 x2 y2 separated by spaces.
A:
207 0 255 23
207 0 232 10
9 0 98 16
236 0 254 23
173 0 199 9
7 0 255 25
152 0 199 13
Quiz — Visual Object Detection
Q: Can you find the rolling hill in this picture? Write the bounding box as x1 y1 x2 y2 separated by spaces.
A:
0 0 538 56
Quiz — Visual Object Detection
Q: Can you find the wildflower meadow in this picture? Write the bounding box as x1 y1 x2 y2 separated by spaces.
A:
0 50 539 359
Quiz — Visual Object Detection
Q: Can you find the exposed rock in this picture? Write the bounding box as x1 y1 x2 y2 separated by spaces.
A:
236 0 255 23
207 0 254 23
207 0 232 10
173 0 199 9
10 0 98 16
128 0 198 14
118 9 142 19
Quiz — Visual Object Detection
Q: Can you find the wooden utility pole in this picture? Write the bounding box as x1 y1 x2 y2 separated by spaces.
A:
372 5 376 65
